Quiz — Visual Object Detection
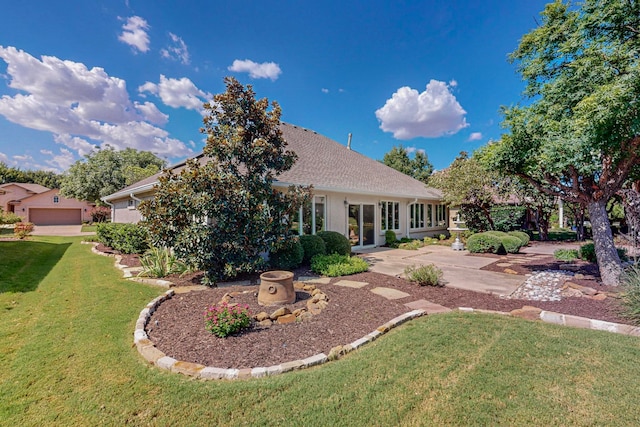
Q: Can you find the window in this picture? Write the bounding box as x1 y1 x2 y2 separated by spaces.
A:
293 196 326 235
436 204 447 227
381 201 400 231
410 203 425 229
426 204 433 227
53 195 59 204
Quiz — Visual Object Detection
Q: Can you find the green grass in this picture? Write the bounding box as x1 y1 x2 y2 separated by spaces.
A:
532 228 578 241
81 224 97 232
2 237 640 425
0 227 13 236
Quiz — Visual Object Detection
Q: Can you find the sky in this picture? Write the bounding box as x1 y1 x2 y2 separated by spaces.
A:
0 0 550 173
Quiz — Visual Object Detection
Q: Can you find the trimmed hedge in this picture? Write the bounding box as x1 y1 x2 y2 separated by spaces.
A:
310 253 368 277
385 230 397 246
96 223 149 254
508 231 530 246
484 231 509 238
500 235 522 254
317 231 351 256
467 232 503 254
270 237 304 270
299 235 326 264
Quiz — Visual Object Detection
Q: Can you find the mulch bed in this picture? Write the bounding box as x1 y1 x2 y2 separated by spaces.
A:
105 243 631 370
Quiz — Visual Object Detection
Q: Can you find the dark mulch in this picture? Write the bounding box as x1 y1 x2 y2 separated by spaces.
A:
106 243 631 369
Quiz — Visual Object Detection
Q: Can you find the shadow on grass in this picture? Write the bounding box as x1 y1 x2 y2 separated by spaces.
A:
0 240 72 293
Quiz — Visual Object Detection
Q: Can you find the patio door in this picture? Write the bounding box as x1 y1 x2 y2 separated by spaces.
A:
348 204 375 247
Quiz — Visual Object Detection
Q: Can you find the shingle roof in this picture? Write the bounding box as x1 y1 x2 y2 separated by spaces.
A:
103 123 441 201
0 182 50 194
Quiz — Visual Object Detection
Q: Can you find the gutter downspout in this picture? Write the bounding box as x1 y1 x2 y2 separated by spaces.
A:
102 199 115 222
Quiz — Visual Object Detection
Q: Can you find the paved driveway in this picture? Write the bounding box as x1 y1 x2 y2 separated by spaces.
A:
32 225 95 236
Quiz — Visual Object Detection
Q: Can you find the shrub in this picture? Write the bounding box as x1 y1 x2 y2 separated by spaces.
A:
508 231 530 246
269 237 304 270
404 264 443 286
398 239 425 250
485 230 509 238
554 248 580 262
385 230 397 246
89 206 110 223
311 253 369 277
317 231 351 256
138 247 191 278
620 264 640 325
96 222 149 254
299 234 326 264
204 302 252 338
500 236 523 254
491 205 527 232
423 236 438 245
466 232 503 254
14 222 34 239
1 211 23 224
579 243 628 263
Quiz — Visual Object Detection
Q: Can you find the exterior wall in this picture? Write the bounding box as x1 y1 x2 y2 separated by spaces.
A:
19 190 94 223
0 184 37 213
108 191 154 223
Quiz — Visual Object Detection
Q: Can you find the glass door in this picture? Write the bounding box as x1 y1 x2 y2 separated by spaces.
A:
349 204 376 247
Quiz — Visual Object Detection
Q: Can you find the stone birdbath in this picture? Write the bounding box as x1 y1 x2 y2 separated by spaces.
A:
447 214 468 251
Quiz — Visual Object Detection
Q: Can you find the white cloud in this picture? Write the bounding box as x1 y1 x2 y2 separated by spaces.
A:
449 79 458 88
118 16 150 53
404 146 426 155
0 46 193 166
321 88 329 93
139 75 211 112
375 80 469 140
468 132 483 141
160 32 190 65
228 59 282 80
41 147 76 170
0 152 8 163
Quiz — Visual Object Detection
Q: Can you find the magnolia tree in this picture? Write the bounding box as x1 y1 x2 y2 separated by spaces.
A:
140 77 310 284
485 0 640 285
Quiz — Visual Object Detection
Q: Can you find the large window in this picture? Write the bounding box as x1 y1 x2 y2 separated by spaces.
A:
410 203 425 229
381 201 400 231
436 204 447 227
426 204 433 227
292 196 326 235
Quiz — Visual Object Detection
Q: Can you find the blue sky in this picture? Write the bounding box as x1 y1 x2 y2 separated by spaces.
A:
0 0 549 173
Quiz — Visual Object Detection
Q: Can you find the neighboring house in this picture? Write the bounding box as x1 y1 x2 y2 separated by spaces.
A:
0 183 95 225
102 123 449 249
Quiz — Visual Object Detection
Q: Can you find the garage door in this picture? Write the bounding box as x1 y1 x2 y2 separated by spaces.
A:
29 209 82 225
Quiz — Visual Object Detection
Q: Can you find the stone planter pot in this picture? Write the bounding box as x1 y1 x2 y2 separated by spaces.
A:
258 270 295 306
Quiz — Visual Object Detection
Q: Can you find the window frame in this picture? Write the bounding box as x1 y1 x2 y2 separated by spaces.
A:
380 200 400 232
410 203 425 230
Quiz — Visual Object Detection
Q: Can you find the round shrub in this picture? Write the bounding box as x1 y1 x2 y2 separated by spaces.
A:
466 232 503 254
404 264 443 286
500 235 522 254
310 253 368 277
317 231 351 256
508 230 530 246
270 237 304 270
385 229 397 246
299 234 326 264
485 230 509 238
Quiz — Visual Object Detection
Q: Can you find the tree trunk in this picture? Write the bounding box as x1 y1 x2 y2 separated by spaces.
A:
587 199 623 286
537 205 549 241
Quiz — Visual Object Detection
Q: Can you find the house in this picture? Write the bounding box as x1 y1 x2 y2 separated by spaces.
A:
101 123 449 249
0 183 95 225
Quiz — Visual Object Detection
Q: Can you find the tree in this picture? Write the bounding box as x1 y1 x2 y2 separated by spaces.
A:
484 0 640 285
140 77 310 284
382 145 434 184
0 162 61 188
60 147 166 204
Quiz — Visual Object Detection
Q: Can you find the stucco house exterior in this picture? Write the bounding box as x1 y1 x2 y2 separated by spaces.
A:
102 123 449 249
0 182 95 225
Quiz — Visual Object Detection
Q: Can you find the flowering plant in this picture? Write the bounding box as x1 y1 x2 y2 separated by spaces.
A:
204 302 252 338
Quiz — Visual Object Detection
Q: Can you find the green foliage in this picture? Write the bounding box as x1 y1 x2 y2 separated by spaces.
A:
61 147 165 204
96 222 148 254
620 265 640 325
508 231 530 246
13 222 34 239
299 234 326 264
0 161 61 188
89 206 110 223
579 243 628 264
466 232 503 254
381 145 434 184
140 78 310 284
484 230 509 238
404 264 443 286
310 253 369 277
500 235 522 254
398 239 425 250
138 247 191 278
0 210 22 224
491 205 526 232
554 249 580 262
317 231 351 256
269 237 304 270
385 229 397 246
204 302 252 338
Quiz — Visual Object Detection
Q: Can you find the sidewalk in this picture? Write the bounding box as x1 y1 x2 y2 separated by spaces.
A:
32 225 96 237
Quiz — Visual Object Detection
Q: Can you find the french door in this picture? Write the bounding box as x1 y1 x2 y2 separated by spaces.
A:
348 204 375 247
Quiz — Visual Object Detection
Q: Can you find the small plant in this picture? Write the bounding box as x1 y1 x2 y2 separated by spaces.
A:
423 237 438 245
270 237 304 270
311 253 369 277
438 234 446 241
204 302 252 338
398 239 425 250
13 222 34 239
317 231 351 256
466 232 503 254
579 243 628 263
554 248 580 262
1 211 23 224
404 264 443 286
299 234 326 264
138 247 190 278
385 230 397 247
620 264 640 325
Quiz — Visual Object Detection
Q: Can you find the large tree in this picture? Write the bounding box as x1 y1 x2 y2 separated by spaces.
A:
140 77 310 284
485 0 640 285
0 162 61 188
60 147 165 204
382 145 434 184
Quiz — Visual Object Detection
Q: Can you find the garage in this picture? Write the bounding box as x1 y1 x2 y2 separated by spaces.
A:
29 208 82 225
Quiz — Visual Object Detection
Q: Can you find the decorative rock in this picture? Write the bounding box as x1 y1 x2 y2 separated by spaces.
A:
588 293 607 301
561 288 583 298
293 282 305 289
172 361 205 376
298 312 314 322
328 345 346 361
269 307 291 320
307 302 322 315
510 308 541 321
277 314 297 324
506 270 575 301
496 263 512 267
219 292 233 303
257 319 273 327
311 288 323 296
302 284 317 291
574 273 585 280
292 308 306 317
254 311 269 321
311 293 328 303
315 300 329 309
503 268 519 275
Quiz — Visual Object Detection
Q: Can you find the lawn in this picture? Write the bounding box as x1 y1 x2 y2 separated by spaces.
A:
81 224 97 233
2 237 640 425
